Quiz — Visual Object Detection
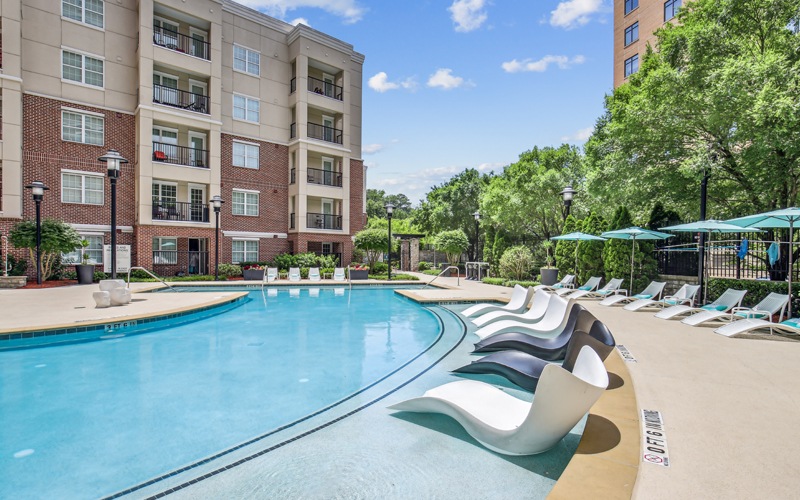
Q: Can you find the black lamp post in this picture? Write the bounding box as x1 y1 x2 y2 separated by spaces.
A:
210 195 224 280
560 185 577 219
385 202 394 281
473 211 481 261
98 149 129 279
25 181 49 285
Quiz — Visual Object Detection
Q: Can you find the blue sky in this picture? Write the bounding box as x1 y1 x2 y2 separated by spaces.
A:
239 0 613 204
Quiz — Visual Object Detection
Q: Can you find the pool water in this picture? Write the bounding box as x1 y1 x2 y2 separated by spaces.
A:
0 287 441 499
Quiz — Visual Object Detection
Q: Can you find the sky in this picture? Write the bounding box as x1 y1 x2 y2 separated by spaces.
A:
238 0 613 205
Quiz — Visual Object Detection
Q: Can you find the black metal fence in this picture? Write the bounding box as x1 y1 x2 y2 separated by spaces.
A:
153 26 210 60
152 251 209 275
307 167 342 187
152 200 209 223
307 212 342 230
153 84 209 114
153 142 209 168
307 122 343 144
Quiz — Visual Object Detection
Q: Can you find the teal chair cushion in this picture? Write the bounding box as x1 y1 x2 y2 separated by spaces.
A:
578 285 591 291
701 304 728 311
780 319 800 329
633 294 652 299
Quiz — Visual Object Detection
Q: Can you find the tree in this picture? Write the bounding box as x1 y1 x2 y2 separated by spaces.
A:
367 189 413 220
9 219 82 281
554 215 579 277
434 229 469 265
603 207 635 287
499 245 535 281
576 212 606 283
354 228 389 268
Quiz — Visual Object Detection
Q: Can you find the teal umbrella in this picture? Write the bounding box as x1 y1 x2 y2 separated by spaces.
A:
600 227 673 291
726 207 800 317
551 232 607 277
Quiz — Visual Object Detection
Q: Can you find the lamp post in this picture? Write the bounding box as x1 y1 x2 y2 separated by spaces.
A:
25 181 49 285
698 161 712 302
560 185 577 219
385 202 394 281
473 211 481 260
98 149 129 279
210 195 224 280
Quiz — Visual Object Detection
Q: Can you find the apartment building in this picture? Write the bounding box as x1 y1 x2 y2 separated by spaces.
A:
0 0 366 277
613 0 682 87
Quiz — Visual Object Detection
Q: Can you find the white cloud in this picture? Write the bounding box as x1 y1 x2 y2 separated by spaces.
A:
288 17 310 27
476 162 505 173
236 0 366 24
367 72 416 93
550 0 603 29
448 0 488 32
561 127 594 143
427 68 470 90
501 55 586 73
362 143 384 155
370 161 510 202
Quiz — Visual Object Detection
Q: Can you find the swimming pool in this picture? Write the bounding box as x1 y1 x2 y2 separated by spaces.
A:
0 287 447 498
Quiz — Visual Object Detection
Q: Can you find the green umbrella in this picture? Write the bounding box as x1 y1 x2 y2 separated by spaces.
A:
600 227 673 291
551 232 606 278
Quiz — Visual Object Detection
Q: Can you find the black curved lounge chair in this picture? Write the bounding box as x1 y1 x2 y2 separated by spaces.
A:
454 321 616 392
472 306 598 359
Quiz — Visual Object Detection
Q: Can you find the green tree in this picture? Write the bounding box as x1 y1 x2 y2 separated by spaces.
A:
9 219 82 281
354 228 390 268
576 212 606 283
499 245 535 281
603 207 635 287
434 229 469 265
554 215 579 277
367 189 413 220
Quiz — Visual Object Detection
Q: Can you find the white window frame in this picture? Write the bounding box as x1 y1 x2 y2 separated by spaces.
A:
61 48 104 88
62 0 104 30
231 239 259 264
63 233 104 264
61 108 105 145
233 44 261 76
61 169 105 205
153 237 178 265
232 189 259 217
232 140 260 169
233 93 260 123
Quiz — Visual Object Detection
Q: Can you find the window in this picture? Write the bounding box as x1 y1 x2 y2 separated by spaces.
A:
232 240 259 263
233 45 260 76
62 171 104 204
62 50 103 87
232 190 259 216
233 141 259 169
63 234 103 264
233 94 259 123
664 0 681 21
624 0 638 15
152 182 177 203
153 237 177 265
62 110 104 145
63 0 103 28
624 54 639 78
624 22 639 46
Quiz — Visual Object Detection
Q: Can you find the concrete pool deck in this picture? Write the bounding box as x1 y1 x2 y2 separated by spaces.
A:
2 276 799 498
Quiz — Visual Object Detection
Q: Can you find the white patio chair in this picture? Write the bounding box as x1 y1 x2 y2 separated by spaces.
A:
288 267 301 282
654 288 747 320
333 267 346 281
461 285 534 318
308 267 321 282
534 274 575 293
600 281 665 307
264 267 278 284
566 278 625 300
554 276 601 296
623 284 700 311
714 317 800 337
474 296 576 341
471 289 553 327
682 292 789 326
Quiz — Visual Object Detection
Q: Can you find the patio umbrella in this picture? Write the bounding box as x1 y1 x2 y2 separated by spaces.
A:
551 232 607 277
725 207 800 317
600 227 673 291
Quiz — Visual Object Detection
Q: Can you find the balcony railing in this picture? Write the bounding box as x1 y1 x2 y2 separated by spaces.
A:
153 84 209 114
308 76 343 101
307 212 342 230
153 142 209 168
152 199 209 223
153 250 209 275
307 167 342 187
290 168 296 184
153 25 210 60
290 212 295 229
308 122 343 145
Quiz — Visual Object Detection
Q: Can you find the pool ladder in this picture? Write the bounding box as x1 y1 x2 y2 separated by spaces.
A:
126 266 177 292
422 265 460 289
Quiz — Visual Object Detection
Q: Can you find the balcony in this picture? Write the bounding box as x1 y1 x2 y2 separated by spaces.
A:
153 26 210 60
153 84 209 114
290 76 343 101
308 122 342 144
152 199 209 223
307 167 342 187
153 142 209 168
307 212 342 230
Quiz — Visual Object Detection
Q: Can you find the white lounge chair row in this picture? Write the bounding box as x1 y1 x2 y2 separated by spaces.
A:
261 267 348 284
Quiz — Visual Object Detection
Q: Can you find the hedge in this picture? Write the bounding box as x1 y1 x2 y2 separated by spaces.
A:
480 277 539 288
707 278 800 312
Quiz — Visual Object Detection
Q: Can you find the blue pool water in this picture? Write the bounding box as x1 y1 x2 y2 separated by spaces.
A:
0 287 441 499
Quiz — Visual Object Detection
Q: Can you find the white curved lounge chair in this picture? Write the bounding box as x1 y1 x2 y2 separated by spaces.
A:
567 278 624 300
264 267 278 284
388 345 608 456
654 288 747 320
715 317 800 337
308 267 321 282
600 281 665 307
534 274 575 293
555 276 601 296
288 267 301 282
682 292 789 326
623 284 700 311
333 267 346 281
461 285 534 318
474 297 576 341
471 289 553 327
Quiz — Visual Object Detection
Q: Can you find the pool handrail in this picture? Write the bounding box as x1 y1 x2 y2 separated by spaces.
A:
127 266 177 292
423 265 460 288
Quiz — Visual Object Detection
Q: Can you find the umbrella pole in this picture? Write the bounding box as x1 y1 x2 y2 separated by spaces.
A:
575 241 579 280
630 237 636 292
790 224 794 318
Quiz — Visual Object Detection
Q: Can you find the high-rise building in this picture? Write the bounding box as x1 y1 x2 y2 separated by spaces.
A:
0 0 366 276
614 0 682 87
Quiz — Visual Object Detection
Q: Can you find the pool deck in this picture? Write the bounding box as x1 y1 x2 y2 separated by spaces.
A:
2 276 799 498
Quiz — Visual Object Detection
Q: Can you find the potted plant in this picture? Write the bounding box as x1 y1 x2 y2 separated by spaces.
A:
349 264 369 280
539 240 559 286
75 239 96 284
242 264 265 280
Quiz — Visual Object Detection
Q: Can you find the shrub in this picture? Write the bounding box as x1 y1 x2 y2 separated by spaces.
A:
481 277 506 286
130 269 152 280
9 219 82 282
418 261 431 271
499 245 535 280
218 263 242 278
576 212 606 283
62 269 78 280
295 252 320 268
272 253 296 271
93 271 108 282
367 273 419 281
167 275 216 281
370 262 388 275
434 229 469 265
554 215 578 274
6 254 28 276
707 278 800 312
504 280 539 288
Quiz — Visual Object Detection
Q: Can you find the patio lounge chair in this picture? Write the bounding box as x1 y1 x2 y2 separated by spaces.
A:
554 276 602 296
288 267 301 282
455 320 615 392
622 284 700 311
461 285 534 318
599 281 666 307
654 288 747 320
473 297 578 341
471 289 552 327
309 267 321 282
388 345 608 456
333 267 346 281
682 292 789 326
264 267 278 284
533 274 575 293
714 317 800 337
565 278 624 300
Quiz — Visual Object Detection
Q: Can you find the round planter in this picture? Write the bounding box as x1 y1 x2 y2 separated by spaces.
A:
75 264 95 285
539 267 559 286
